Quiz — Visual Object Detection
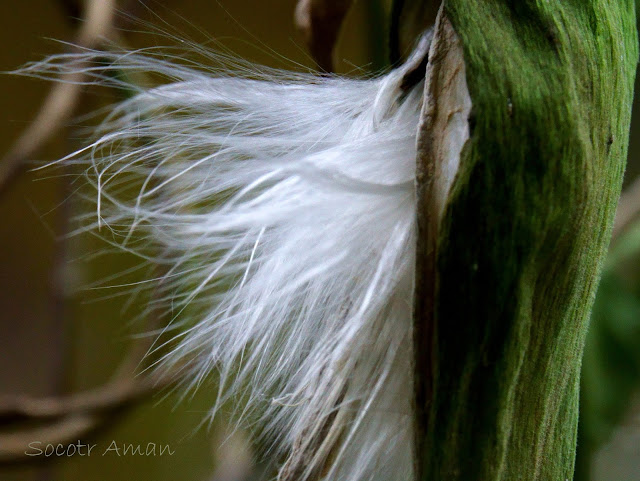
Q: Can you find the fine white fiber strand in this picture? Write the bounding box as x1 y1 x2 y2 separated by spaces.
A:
19 34 430 481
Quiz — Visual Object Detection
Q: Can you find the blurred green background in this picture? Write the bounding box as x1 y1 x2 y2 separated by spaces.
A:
0 2 639 481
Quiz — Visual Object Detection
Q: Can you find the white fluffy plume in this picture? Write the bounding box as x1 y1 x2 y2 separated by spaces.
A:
19 34 429 481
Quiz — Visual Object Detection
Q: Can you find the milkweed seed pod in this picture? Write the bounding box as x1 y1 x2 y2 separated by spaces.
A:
16 23 434 481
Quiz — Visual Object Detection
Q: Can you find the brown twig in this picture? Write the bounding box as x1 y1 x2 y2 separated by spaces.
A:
0 375 178 463
0 377 173 464
0 260 177 463
0 230 184 464
0 265 181 465
0 0 193 467
0 350 176 464
0 375 164 423
0 414 98 463
294 0 354 72
0 306 177 462
0 0 116 197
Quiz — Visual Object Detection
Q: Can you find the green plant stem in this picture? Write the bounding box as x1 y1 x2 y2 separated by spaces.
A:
410 1 638 480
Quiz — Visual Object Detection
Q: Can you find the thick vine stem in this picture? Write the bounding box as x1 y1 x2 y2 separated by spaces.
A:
412 1 638 480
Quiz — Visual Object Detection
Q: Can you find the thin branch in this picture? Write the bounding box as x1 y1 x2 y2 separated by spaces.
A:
0 253 183 464
0 375 165 423
0 0 190 466
0 267 180 463
0 0 116 197
0 414 98 463
0 352 176 465
294 0 354 72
